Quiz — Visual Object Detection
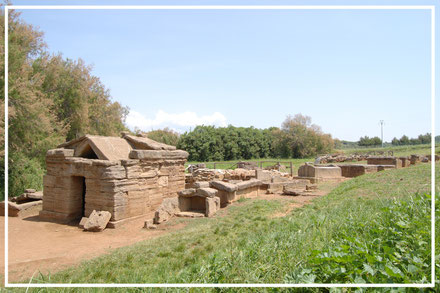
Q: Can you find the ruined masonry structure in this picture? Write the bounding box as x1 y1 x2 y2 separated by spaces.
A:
39 134 188 228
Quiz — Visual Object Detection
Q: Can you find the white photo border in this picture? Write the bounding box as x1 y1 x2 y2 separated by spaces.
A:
3 4 436 289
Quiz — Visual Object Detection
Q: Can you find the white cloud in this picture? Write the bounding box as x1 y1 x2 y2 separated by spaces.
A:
126 109 227 132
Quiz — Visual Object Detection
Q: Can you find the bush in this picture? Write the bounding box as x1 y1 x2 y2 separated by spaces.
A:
8 152 46 198
144 128 180 146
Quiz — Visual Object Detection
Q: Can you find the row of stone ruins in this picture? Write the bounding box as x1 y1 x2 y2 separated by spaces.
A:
1 133 437 232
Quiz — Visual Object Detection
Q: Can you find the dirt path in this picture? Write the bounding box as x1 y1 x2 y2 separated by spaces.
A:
1 212 185 283
1 180 343 283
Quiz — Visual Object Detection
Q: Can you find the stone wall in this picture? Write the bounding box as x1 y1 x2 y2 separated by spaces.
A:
40 148 187 227
367 157 402 168
298 164 342 179
339 164 379 178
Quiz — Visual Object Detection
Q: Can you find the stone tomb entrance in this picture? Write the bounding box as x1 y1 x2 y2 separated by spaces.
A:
70 176 86 217
40 134 189 228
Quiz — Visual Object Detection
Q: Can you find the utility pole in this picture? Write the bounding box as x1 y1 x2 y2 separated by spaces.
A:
380 120 384 147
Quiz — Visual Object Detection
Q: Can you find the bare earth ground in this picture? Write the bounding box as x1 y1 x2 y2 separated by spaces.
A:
0 180 343 283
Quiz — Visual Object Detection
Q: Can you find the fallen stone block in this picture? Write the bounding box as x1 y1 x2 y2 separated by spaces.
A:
84 210 111 232
154 197 179 224
283 187 303 196
175 211 205 218
306 184 318 191
143 219 157 229
79 217 88 229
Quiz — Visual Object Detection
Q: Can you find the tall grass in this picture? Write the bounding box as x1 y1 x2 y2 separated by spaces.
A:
24 163 437 290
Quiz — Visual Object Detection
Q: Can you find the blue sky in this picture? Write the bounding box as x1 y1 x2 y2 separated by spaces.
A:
11 1 437 141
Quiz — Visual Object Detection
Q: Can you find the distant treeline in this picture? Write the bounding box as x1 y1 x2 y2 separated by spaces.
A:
336 134 436 149
1 10 128 198
391 133 431 146
140 114 334 162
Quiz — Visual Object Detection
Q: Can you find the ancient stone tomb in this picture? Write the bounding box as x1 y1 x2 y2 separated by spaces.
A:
39 133 188 228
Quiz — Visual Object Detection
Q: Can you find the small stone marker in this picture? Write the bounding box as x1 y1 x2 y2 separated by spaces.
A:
83 210 111 232
205 197 220 217
143 219 157 230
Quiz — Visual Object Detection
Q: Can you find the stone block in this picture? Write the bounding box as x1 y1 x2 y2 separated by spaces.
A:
205 197 220 217
143 219 157 229
256 169 272 182
193 181 210 189
79 217 88 229
210 180 237 192
153 197 179 224
196 187 218 198
83 210 112 232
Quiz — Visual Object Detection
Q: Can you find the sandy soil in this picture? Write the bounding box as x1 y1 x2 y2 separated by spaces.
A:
1 210 185 283
0 180 342 283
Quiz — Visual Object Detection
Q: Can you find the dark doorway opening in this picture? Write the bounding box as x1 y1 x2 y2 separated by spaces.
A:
71 176 86 218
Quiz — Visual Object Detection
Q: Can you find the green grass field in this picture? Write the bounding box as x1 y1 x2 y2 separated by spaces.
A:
23 162 437 291
186 144 438 176
338 144 439 157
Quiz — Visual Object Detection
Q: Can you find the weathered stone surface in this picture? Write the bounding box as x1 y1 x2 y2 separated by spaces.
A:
298 163 342 178
26 191 43 200
83 210 111 232
175 211 205 218
74 135 132 160
205 197 220 217
306 184 318 191
210 180 237 192
367 157 401 168
42 134 188 227
143 219 157 229
283 187 303 196
235 179 262 190
193 181 210 189
256 169 272 182
153 197 179 224
79 217 88 229
377 165 396 171
272 176 289 183
46 148 75 158
339 164 378 178
129 150 189 160
0 200 42 217
196 187 218 198
178 188 196 197
123 134 176 151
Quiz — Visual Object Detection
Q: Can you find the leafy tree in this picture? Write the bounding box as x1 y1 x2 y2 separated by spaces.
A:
399 135 410 145
358 136 382 147
1 10 129 198
144 128 180 146
391 137 400 146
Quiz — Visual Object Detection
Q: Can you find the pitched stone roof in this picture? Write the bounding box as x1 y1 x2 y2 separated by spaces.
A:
58 135 132 160
57 134 178 160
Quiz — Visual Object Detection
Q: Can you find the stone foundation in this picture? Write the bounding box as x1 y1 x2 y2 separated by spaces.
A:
298 163 342 180
339 164 378 178
367 157 402 168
